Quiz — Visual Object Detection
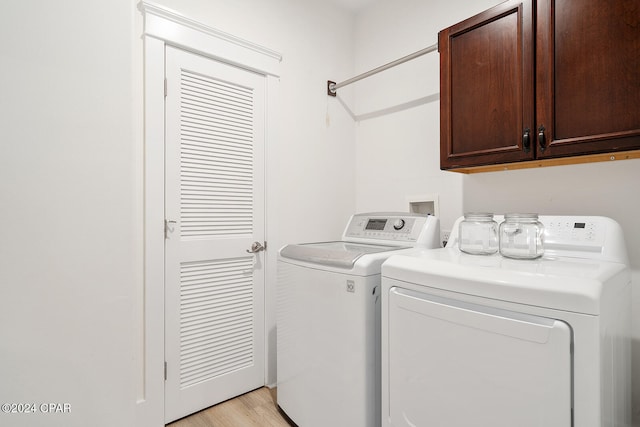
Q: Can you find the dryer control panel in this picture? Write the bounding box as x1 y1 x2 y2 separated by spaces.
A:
343 213 440 248
541 216 627 263
448 215 628 264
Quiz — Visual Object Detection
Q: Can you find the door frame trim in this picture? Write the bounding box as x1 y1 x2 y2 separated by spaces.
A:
137 3 281 426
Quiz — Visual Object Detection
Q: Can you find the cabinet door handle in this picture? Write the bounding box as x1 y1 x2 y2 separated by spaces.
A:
538 125 547 152
522 128 531 153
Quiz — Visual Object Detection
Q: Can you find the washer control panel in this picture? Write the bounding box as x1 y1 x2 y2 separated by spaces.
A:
343 213 432 243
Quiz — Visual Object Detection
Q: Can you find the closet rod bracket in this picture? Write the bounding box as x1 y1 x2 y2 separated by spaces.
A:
327 80 337 97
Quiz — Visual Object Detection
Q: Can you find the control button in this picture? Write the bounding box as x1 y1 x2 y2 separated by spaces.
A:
393 219 405 230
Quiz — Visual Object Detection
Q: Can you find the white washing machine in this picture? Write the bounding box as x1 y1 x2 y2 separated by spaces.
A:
381 215 631 427
277 212 440 427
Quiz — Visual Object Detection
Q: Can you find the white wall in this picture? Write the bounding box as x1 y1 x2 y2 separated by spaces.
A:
1 0 357 426
0 1 137 426
353 0 640 424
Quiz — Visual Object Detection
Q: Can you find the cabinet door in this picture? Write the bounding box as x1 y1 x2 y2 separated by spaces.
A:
536 0 640 158
439 0 534 169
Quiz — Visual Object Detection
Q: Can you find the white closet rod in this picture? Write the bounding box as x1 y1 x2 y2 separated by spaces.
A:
327 42 438 96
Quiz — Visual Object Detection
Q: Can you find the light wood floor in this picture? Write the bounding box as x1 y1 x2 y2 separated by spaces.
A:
167 387 295 427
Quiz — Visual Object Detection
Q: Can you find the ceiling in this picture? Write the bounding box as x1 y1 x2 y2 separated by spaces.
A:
329 0 379 12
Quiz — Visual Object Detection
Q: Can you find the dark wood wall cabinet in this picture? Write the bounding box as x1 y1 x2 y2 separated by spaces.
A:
439 0 640 171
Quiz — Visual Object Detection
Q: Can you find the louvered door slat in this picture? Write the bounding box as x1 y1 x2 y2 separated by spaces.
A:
181 161 252 175
182 134 253 150
182 145 253 163
182 156 252 170
182 114 253 133
181 330 253 358
180 102 253 120
180 69 254 238
182 76 253 105
181 85 253 109
178 258 254 388
182 125 252 142
181 324 252 348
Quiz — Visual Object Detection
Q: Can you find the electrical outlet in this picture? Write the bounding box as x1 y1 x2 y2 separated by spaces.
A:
441 230 451 247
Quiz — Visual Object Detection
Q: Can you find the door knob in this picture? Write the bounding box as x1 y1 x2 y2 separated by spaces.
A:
246 241 266 253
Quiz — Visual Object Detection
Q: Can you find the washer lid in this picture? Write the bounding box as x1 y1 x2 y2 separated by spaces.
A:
280 241 406 269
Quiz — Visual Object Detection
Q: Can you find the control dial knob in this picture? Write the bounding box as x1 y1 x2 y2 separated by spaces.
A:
392 219 405 230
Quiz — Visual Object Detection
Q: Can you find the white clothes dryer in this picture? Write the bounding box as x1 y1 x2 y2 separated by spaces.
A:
381 215 631 427
277 212 440 427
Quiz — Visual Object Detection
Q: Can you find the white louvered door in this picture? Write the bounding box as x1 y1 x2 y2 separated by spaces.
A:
164 46 266 423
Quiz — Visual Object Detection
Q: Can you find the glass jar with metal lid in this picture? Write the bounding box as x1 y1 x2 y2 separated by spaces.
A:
499 213 545 259
458 213 499 255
